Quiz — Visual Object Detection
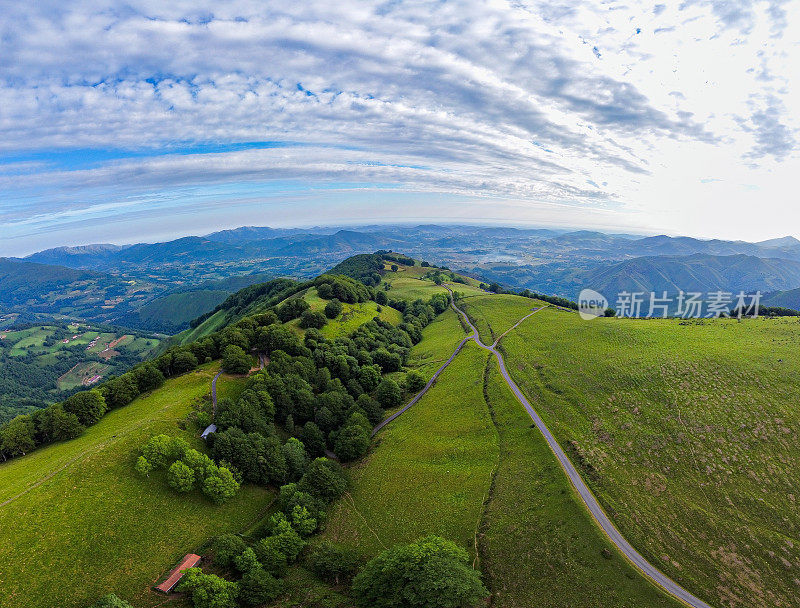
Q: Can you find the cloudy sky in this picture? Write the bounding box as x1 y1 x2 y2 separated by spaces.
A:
1 0 798 255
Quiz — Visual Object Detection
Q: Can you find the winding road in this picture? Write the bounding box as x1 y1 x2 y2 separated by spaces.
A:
442 286 713 608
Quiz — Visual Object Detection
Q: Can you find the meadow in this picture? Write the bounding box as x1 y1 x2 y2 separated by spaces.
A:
480 356 681 608
321 342 497 558
0 363 272 608
458 293 545 344
499 306 800 608
296 287 403 339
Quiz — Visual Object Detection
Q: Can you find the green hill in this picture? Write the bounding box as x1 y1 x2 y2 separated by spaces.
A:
4 253 799 608
0 363 271 608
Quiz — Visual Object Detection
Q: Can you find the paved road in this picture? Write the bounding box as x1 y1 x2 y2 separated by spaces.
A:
211 369 223 416
371 334 472 438
444 285 713 608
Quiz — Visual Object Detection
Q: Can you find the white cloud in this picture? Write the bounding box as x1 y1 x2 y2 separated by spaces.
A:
0 0 799 252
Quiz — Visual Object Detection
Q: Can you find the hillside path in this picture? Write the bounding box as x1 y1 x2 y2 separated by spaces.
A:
443 285 713 608
211 370 223 415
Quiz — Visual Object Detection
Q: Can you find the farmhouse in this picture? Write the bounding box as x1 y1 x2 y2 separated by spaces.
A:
155 553 201 594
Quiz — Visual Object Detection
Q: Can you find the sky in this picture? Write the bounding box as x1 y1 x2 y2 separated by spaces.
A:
1 0 799 256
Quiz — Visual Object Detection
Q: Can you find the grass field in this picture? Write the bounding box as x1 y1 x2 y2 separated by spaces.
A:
480 356 681 608
321 342 497 559
57 360 110 390
458 293 547 344
300 287 403 339
405 307 468 379
499 306 800 608
0 363 272 608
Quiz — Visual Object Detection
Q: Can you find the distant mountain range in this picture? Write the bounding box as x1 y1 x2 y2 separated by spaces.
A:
6 224 800 331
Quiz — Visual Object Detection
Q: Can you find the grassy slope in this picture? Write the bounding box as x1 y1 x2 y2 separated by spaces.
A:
480 357 681 608
321 342 497 559
0 363 272 608
500 306 800 608
382 263 486 301
405 307 467 379
297 287 403 340
458 293 547 344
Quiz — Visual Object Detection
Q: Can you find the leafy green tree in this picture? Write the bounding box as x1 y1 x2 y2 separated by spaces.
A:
289 504 318 536
1 415 35 456
132 364 165 393
324 299 344 319
277 298 310 322
405 370 426 393
89 594 133 608
167 460 195 492
222 345 252 375
261 516 305 562
356 394 385 426
299 310 328 329
234 547 261 574
39 404 84 441
63 390 107 426
202 466 240 504
375 290 388 305
376 378 402 409
178 568 239 608
282 437 308 481
352 536 488 608
334 423 370 462
103 374 140 409
141 434 178 469
307 541 362 585
253 540 288 577
299 422 327 457
372 349 401 372
297 457 347 502
211 534 247 569
172 350 199 375
134 456 152 477
239 568 282 606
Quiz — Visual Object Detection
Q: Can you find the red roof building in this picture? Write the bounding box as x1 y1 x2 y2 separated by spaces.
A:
155 553 201 594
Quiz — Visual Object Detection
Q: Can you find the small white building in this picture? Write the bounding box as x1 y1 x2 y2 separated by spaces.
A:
200 424 217 440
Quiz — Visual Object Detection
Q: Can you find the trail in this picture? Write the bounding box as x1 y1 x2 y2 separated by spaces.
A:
211 369 223 416
443 285 714 608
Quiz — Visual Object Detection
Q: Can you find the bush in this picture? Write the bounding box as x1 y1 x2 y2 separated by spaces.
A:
334 424 370 462
376 378 402 409
299 310 328 329
405 370 426 393
307 541 362 586
167 461 195 493
324 299 344 319
297 458 347 502
234 547 261 574
222 345 251 375
89 594 133 608
202 467 240 504
178 568 239 608
134 456 152 477
211 534 247 569
172 350 199 374
239 568 282 606
352 536 488 608
277 298 310 322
